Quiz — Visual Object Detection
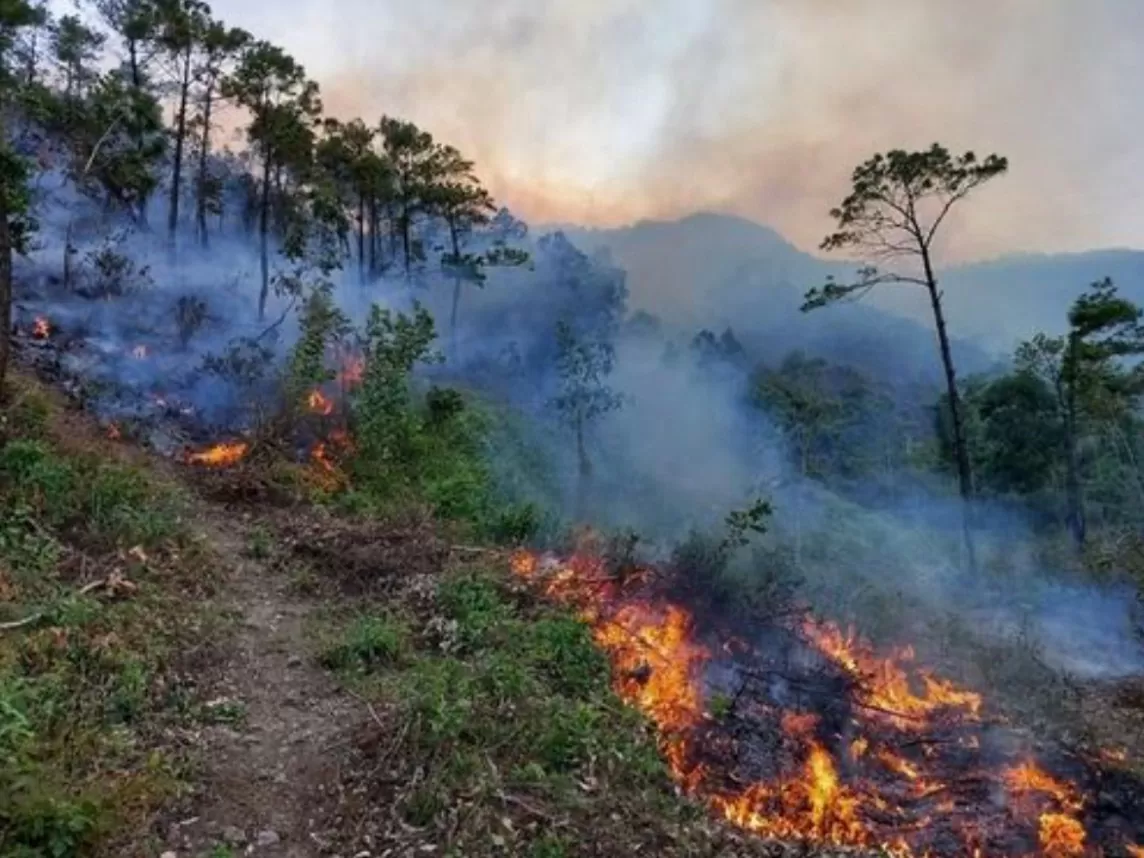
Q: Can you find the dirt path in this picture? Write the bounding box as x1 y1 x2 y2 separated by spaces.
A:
163 511 360 858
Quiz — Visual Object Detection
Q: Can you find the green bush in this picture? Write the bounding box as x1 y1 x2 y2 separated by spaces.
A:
320 614 408 671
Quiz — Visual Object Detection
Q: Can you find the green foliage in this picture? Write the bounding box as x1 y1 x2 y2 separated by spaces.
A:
723 497 772 550
0 387 208 857
320 614 407 672
284 284 349 403
805 144 1009 310
349 301 440 489
550 321 623 430
753 351 896 480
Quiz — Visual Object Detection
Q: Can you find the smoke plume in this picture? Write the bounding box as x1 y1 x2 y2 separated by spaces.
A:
211 0 1144 259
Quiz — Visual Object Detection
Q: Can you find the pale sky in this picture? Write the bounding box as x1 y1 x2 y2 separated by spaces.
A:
177 1 1144 258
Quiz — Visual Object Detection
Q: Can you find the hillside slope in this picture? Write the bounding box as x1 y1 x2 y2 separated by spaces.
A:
0 370 841 858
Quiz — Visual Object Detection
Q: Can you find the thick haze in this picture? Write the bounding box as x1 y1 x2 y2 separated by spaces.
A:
207 0 1144 259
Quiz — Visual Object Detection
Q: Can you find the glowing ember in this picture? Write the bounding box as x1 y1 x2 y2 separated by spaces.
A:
1126 844 1144 858
307 389 334 416
508 548 1115 856
185 441 247 467
802 619 982 727
337 352 364 388
307 439 347 491
1006 760 1083 813
1099 747 1127 764
1038 813 1085 857
32 316 50 338
132 345 148 358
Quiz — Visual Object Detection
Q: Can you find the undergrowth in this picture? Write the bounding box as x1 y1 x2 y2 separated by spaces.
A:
310 560 770 856
0 376 218 857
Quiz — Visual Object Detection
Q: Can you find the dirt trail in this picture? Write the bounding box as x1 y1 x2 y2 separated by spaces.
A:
163 510 359 858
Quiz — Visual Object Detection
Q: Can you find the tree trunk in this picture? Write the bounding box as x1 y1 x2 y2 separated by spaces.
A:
355 192 365 282
450 276 462 362
795 431 808 566
922 248 977 572
574 416 591 519
196 85 214 247
400 205 411 278
0 175 11 393
1063 335 1086 547
368 196 378 277
168 49 192 245
62 219 74 290
258 149 271 320
129 40 141 90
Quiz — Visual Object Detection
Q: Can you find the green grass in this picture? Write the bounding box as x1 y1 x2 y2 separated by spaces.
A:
311 563 721 855
0 379 217 857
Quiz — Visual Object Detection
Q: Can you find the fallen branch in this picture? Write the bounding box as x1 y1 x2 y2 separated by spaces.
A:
0 575 135 633
0 612 43 631
345 686 386 730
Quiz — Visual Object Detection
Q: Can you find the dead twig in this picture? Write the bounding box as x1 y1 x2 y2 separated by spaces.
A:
0 612 43 631
344 686 386 731
496 790 558 822
0 575 136 633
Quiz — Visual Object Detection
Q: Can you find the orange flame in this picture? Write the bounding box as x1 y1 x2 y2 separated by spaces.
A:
185 441 247 467
32 316 50 338
803 619 982 727
1126 844 1144 858
508 548 1104 856
1038 813 1085 857
337 352 365 388
1006 760 1083 813
1098 747 1127 764
307 389 334 416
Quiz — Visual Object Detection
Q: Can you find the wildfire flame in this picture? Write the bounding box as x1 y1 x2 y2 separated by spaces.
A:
337 352 364 388
509 547 1118 856
307 428 353 490
307 389 334 416
32 316 50 339
185 441 248 467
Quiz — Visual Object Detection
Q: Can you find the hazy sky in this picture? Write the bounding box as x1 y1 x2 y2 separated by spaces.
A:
205 0 1144 259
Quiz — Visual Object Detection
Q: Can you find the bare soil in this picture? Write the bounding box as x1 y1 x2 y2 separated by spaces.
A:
161 509 360 858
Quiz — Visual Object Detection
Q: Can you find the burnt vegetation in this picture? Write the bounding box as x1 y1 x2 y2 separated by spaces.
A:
1 1 1144 857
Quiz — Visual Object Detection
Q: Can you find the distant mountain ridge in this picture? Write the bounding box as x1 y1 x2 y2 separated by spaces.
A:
556 213 1144 357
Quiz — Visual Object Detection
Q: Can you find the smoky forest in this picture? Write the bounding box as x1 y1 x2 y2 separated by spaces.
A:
1 2 1144 857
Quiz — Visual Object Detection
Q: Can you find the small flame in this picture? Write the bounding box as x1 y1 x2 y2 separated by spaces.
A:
1099 747 1127 764
803 619 982 727
132 345 148 358
185 441 248 467
307 389 334 416
1006 760 1083 812
308 440 348 490
1038 813 1085 857
338 353 364 388
1126 844 1144 858
508 549 1110 856
32 316 50 338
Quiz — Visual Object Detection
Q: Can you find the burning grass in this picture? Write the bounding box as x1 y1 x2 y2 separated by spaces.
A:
0 374 225 857
305 554 829 858
507 547 1144 857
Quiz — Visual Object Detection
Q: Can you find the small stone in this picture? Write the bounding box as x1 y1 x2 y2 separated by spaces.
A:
287 654 303 667
256 829 281 847
222 825 246 845
161 852 177 858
